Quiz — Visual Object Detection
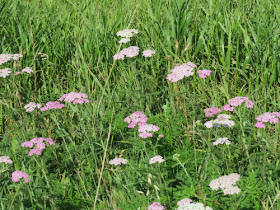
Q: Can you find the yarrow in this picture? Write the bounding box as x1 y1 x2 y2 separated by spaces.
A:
158 134 164 138
177 198 192 207
227 96 254 108
138 122 160 138
204 107 221 117
143 50 156 57
255 112 280 128
197 69 212 79
59 92 89 104
109 157 128 166
204 114 235 128
40 101 65 111
12 170 30 183
176 202 213 210
0 156 13 164
124 111 148 128
0 54 22 65
213 137 231 146
21 137 55 156
148 202 165 210
0 68 12 78
149 155 164 164
24 102 42 112
209 173 241 195
119 38 131 44
166 62 197 83
113 46 139 60
116 29 138 38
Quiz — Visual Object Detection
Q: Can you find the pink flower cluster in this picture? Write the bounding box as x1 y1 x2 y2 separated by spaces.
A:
40 101 65 111
148 202 165 210
59 92 89 104
255 112 280 128
109 157 128 166
177 198 192 206
209 173 241 195
0 156 13 164
14 67 33 75
204 107 221 117
227 96 254 108
166 62 197 83
197 69 212 79
143 50 156 57
113 46 139 60
21 137 55 156
12 170 30 183
24 102 42 112
149 155 164 164
124 111 161 138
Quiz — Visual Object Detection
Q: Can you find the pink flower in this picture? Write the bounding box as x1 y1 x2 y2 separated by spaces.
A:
59 92 89 104
22 137 55 156
228 97 254 108
204 107 221 117
143 50 156 57
138 123 159 133
177 198 192 206
0 156 13 164
166 62 196 83
12 170 30 183
158 134 164 138
113 46 139 60
139 132 153 138
40 101 65 111
0 54 23 65
124 111 148 128
255 122 265 128
21 67 33 73
255 112 280 128
109 157 128 165
221 104 234 112
148 202 165 210
209 173 241 195
149 155 164 164
14 71 22 75
197 69 212 79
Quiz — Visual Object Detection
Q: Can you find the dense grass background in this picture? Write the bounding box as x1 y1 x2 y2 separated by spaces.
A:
1 0 280 209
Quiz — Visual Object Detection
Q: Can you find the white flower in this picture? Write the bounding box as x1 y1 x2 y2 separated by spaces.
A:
143 50 156 57
0 156 13 164
119 38 131 44
176 202 213 210
209 173 241 195
116 29 138 38
213 137 231 146
149 155 164 164
0 68 12 78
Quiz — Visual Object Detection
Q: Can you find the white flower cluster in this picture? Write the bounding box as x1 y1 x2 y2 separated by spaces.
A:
176 202 213 210
204 114 235 128
0 54 22 65
213 137 231 146
209 173 241 195
0 156 13 164
24 102 42 112
109 157 128 166
116 29 138 44
149 155 164 164
0 68 12 78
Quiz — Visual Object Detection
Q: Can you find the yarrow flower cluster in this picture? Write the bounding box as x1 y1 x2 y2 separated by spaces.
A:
109 157 128 166
177 198 192 207
148 202 165 210
197 69 212 79
59 92 89 104
12 170 30 183
0 156 13 164
124 111 148 128
209 173 241 195
113 46 140 60
213 137 231 146
14 67 33 75
21 137 55 156
204 114 235 128
0 54 22 65
143 50 156 57
138 122 160 138
24 102 42 112
255 112 280 128
149 155 164 164
40 101 65 111
176 202 213 210
0 68 12 78
223 96 254 109
166 62 197 83
204 107 221 117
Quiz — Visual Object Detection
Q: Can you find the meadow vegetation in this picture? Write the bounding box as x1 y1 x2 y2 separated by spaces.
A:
0 0 280 209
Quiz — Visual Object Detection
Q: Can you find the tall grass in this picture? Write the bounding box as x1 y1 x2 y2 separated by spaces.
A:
1 0 280 209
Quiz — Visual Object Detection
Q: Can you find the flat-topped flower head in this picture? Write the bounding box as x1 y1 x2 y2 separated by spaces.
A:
177 198 192 207
138 123 159 133
228 96 254 108
59 92 89 104
12 170 30 183
205 114 235 128
116 29 138 38
21 67 33 73
124 111 148 128
22 137 55 156
176 202 213 210
213 137 231 146
197 69 212 79
143 50 156 57
40 101 65 111
24 102 42 112
0 156 13 164
255 112 280 128
0 54 22 65
148 202 165 210
109 157 128 166
0 68 12 78
113 46 140 60
166 62 197 83
209 173 241 195
149 155 164 164
119 38 131 44
221 104 234 112
204 107 221 117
